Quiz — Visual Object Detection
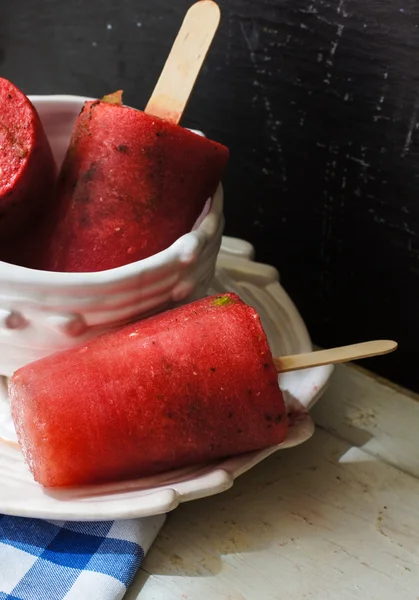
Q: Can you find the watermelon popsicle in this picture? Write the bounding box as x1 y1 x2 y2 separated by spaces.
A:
9 293 288 487
32 93 229 272
0 77 56 243
26 1 228 272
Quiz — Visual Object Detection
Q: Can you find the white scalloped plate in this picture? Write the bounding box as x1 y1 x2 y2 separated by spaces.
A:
0 238 333 520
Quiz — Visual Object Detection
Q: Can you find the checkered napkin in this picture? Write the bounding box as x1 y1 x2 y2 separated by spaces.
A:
0 514 166 600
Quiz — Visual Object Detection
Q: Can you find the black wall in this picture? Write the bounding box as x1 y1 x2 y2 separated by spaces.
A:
2 0 418 390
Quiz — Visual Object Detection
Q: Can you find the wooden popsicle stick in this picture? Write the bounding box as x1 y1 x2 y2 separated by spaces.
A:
145 0 221 124
273 340 398 373
0 436 19 450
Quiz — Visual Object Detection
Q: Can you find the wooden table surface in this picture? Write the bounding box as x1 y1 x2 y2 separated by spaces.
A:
127 364 419 599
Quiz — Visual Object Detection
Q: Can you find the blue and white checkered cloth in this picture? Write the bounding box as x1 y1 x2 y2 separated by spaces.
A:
0 514 166 599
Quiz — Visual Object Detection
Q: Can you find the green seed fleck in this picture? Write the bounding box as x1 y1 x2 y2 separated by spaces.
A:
101 90 124 104
211 295 234 308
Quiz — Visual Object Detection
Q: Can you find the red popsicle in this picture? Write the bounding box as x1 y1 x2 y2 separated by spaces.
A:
29 2 229 272
10 293 287 487
33 95 229 272
0 77 56 242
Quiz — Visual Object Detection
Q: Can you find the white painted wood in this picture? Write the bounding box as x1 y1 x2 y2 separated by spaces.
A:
311 363 419 479
127 365 419 599
129 427 419 599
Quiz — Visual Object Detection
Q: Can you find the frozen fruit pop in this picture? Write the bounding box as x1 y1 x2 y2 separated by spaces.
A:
9 293 287 487
33 94 229 272
0 77 56 241
31 2 228 272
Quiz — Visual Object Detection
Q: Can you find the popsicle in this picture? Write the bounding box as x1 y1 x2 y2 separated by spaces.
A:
0 77 56 242
10 293 287 487
9 292 397 488
33 95 229 272
31 1 229 272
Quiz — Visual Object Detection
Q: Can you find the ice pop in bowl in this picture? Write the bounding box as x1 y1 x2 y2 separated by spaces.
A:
0 2 229 375
26 93 228 272
0 94 226 377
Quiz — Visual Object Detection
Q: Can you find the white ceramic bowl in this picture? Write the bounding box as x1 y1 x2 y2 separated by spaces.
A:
0 95 224 376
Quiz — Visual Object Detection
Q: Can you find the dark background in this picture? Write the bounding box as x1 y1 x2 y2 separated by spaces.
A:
1 0 418 390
